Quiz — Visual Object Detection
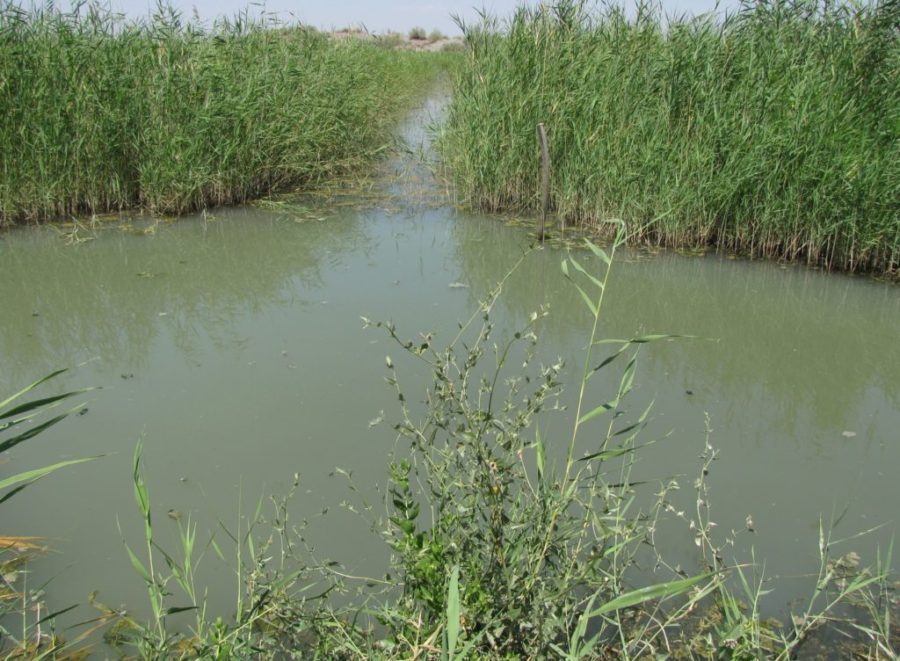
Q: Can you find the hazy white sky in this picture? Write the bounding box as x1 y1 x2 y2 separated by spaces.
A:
72 0 742 35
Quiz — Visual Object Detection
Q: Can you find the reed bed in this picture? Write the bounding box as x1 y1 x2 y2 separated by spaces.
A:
0 4 451 224
442 0 900 276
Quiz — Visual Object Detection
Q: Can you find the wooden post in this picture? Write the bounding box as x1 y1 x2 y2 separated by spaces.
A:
536 122 550 241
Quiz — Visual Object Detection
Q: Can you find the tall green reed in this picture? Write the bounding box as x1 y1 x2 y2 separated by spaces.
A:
0 369 99 657
0 3 455 224
108 442 337 658
442 0 899 277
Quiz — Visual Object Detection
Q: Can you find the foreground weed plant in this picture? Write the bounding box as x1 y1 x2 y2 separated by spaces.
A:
106 444 341 658
358 223 722 658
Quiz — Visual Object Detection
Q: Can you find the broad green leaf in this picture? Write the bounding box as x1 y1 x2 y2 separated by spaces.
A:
390 516 416 535
569 590 599 657
593 334 692 347
0 388 93 423
603 480 649 489
578 398 619 425
591 572 714 617
165 606 198 616
600 539 629 559
254 494 265 523
0 457 96 492
549 643 567 657
627 333 693 343
124 543 151 584
0 483 29 505
535 429 544 484
35 603 78 627
568 255 605 291
578 446 633 462
585 240 611 266
132 440 150 520
0 369 68 411
0 410 75 454
446 564 460 660
614 402 655 438
590 345 629 375
269 568 309 592
618 354 637 395
247 588 272 619
612 422 642 437
573 283 598 317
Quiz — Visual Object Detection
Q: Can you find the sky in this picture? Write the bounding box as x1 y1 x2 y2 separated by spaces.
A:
60 0 744 35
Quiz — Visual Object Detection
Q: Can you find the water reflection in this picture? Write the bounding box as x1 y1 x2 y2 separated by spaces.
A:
0 207 369 383
451 215 900 440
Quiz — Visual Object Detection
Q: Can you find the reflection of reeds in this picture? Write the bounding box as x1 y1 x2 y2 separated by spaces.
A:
443 0 899 277
451 212 900 440
0 205 372 385
0 4 456 225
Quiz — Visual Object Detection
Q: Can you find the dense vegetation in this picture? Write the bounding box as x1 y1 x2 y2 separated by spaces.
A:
442 0 900 276
0 3 452 225
1 1 896 657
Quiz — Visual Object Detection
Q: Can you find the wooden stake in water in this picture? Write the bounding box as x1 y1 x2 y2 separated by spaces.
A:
536 122 550 241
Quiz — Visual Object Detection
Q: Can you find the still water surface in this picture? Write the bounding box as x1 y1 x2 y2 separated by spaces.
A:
1 97 898 629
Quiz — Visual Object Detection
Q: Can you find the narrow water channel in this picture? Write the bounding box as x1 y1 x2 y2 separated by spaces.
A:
1 93 897 631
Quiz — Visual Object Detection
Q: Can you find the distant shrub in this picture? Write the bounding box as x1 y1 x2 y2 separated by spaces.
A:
428 29 444 42
408 26 426 40
375 32 405 49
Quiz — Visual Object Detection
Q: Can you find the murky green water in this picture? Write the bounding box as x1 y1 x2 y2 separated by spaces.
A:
1 96 898 633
